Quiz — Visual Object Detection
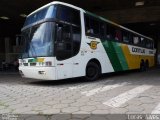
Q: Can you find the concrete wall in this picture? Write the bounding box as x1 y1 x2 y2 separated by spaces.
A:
0 37 19 64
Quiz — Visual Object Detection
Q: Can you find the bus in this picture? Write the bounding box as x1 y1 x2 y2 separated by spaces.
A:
19 1 156 81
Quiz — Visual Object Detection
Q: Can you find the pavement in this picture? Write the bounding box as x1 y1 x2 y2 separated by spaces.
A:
0 68 160 120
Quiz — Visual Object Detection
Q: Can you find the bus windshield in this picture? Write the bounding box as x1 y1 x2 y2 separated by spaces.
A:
24 5 57 27
21 22 55 58
21 4 81 59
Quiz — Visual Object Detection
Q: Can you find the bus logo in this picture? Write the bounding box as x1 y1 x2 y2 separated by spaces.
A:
87 41 99 50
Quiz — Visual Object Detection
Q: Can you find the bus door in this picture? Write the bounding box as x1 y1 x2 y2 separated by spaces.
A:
55 24 73 79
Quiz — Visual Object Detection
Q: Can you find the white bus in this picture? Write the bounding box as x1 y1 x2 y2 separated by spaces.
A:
19 1 156 81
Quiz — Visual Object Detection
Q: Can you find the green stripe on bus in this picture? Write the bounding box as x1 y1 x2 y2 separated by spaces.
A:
112 42 129 70
28 58 37 63
102 40 123 71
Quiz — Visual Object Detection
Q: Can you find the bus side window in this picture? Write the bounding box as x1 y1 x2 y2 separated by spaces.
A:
146 40 152 49
106 24 115 40
85 15 90 35
122 31 129 43
151 41 154 49
85 15 94 35
100 22 105 39
147 40 150 48
58 5 80 26
57 6 70 23
84 14 100 37
70 9 80 26
140 37 146 47
89 18 100 37
129 33 133 44
133 36 140 45
115 29 122 41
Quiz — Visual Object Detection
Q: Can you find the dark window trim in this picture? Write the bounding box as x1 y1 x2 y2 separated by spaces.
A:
84 13 154 50
22 18 80 31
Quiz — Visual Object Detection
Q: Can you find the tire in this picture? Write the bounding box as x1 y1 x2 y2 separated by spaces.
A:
140 60 146 72
140 64 146 71
85 62 100 81
145 61 149 71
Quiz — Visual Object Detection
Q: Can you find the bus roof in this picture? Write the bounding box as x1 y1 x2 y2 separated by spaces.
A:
27 1 153 41
27 1 82 17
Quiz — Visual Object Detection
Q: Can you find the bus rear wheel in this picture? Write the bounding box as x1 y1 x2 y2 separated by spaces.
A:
145 60 149 71
140 60 146 71
85 62 100 81
140 64 145 71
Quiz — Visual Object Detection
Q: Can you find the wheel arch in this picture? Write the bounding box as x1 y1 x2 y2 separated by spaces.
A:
140 59 145 66
86 58 102 74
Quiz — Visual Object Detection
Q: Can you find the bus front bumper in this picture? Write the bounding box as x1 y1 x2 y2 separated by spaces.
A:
19 66 56 80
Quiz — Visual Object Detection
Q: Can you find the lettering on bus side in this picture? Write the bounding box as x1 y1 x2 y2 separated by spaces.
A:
149 51 154 54
132 47 145 54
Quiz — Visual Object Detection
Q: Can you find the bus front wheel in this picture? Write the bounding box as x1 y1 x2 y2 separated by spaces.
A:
85 62 100 81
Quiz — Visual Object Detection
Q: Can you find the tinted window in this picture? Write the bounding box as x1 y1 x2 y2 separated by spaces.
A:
140 37 146 47
151 41 154 49
24 5 57 27
56 24 72 60
133 36 140 45
85 15 90 35
56 23 81 60
84 14 100 37
62 25 71 42
123 31 129 43
100 22 105 38
58 5 80 26
58 6 70 23
128 33 133 44
70 9 80 25
106 24 115 40
115 29 122 41
90 18 100 35
146 39 153 49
